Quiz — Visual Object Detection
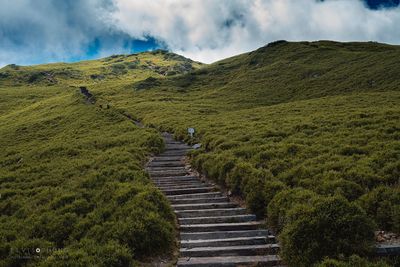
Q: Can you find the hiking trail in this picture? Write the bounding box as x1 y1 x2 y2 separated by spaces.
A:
147 133 282 267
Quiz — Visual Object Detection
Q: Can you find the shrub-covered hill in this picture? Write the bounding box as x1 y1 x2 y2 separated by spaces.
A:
87 41 399 266
1 41 399 266
0 51 204 266
0 87 177 267
0 49 202 87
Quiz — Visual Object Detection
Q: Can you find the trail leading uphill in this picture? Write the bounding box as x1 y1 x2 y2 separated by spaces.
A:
147 133 282 267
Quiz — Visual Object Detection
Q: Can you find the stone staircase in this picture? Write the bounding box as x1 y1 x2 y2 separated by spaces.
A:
147 134 282 267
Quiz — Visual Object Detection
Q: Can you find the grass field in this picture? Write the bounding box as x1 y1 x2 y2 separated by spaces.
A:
0 51 202 266
1 41 399 266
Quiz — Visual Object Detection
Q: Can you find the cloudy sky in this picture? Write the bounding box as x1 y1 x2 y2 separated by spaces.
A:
0 0 399 66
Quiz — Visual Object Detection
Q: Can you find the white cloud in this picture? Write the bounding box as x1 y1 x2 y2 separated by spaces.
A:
0 0 131 67
111 0 400 63
1 0 400 66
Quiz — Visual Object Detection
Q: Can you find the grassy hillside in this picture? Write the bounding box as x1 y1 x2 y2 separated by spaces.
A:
86 41 399 265
0 49 202 87
0 51 202 266
1 41 399 266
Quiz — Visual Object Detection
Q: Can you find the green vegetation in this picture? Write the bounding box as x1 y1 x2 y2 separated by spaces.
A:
280 196 376 267
0 86 175 266
0 51 203 266
316 255 390 267
89 41 399 266
1 41 399 266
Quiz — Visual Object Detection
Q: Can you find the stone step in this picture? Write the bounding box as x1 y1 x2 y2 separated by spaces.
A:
147 166 187 171
154 180 201 186
161 150 188 156
165 145 191 150
180 244 279 257
177 255 281 267
181 229 271 240
179 214 256 225
155 179 206 186
149 170 188 177
180 222 263 233
159 184 210 191
180 236 269 248
152 156 183 161
156 183 208 190
176 208 247 218
171 196 229 205
153 135 280 266
156 180 207 186
172 202 236 211
152 175 199 183
148 161 185 167
167 192 223 200
163 187 214 196
165 141 182 145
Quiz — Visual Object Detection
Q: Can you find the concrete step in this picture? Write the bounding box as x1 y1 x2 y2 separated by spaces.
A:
148 161 185 167
165 141 182 145
155 135 280 266
172 202 236 211
181 230 271 240
163 187 214 196
155 180 207 186
180 244 279 257
154 179 201 186
152 175 199 183
161 150 188 156
159 184 210 191
180 222 263 233
176 208 247 218
156 180 207 186
171 196 229 205
157 183 209 190
152 156 183 161
180 236 269 248
167 192 222 200
177 255 281 267
179 214 256 225
148 172 188 178
165 145 191 150
147 166 187 171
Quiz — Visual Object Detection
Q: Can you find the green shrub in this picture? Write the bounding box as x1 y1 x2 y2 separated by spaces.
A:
244 178 266 218
41 239 133 267
2 238 54 267
226 162 259 194
358 186 400 233
267 188 319 233
316 255 390 267
280 196 376 267
0 89 175 265
317 179 365 201
264 180 287 209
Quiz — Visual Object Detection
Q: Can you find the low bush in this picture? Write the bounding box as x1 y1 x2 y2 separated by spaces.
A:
317 178 365 201
280 196 376 267
0 91 174 266
267 188 319 233
316 255 390 267
358 186 400 233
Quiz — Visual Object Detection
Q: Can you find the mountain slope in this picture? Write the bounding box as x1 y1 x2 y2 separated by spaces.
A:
1 41 399 266
0 49 203 87
0 51 201 266
122 41 400 110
